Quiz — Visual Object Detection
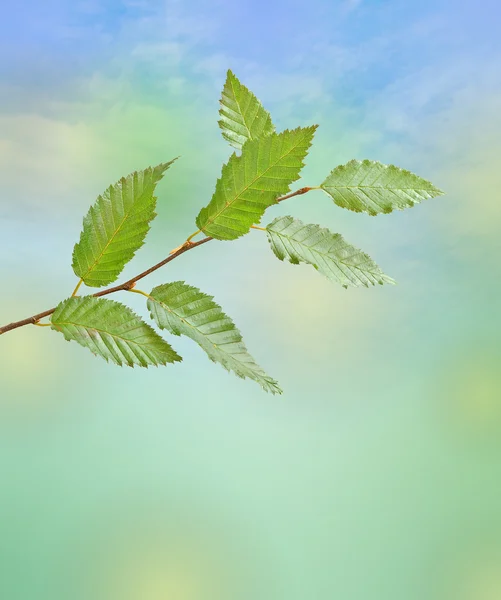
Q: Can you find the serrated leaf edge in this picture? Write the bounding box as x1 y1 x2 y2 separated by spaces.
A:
266 216 395 288
320 159 445 216
147 282 283 394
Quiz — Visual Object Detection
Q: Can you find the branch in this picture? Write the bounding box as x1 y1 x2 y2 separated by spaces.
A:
0 187 313 336
276 186 312 203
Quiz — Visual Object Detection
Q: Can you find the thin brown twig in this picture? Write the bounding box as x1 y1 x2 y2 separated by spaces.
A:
0 236 212 335
276 186 312 202
0 187 313 336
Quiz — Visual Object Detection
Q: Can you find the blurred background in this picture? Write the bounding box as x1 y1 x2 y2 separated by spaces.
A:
1 1 501 598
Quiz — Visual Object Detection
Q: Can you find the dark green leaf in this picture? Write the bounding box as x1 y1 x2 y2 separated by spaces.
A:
51 296 181 367
72 160 176 287
196 127 317 240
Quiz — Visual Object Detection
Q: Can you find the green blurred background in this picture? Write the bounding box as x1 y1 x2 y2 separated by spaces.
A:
1 1 501 598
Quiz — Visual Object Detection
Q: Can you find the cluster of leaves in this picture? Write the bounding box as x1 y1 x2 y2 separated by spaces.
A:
47 69 444 394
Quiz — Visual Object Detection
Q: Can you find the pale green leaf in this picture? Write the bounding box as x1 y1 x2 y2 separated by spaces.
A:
266 216 395 288
147 281 282 394
72 160 176 287
51 296 181 367
320 159 444 216
196 126 317 240
218 69 275 150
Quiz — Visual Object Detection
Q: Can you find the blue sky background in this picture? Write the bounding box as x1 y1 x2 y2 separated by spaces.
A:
1 1 501 599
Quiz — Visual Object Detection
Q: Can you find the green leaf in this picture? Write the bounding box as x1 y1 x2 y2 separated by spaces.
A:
196 126 317 240
320 159 444 216
72 160 176 287
51 296 181 367
266 216 395 288
147 281 282 394
218 69 275 150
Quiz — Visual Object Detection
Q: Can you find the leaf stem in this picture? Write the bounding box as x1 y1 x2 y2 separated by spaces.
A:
71 279 83 297
169 229 202 255
251 225 267 231
0 186 315 336
127 289 152 300
33 322 52 327
186 230 201 243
